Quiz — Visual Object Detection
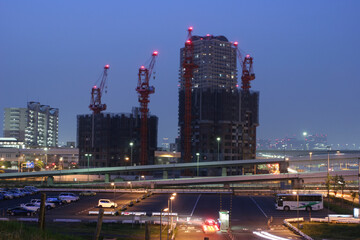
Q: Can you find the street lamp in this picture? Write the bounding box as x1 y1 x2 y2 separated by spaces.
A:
293 191 299 229
170 194 176 233
127 181 132 192
196 153 200 176
216 137 221 161
160 208 169 240
309 152 312 172
111 182 115 200
85 153 92 183
59 157 63 170
44 148 48 169
327 145 331 222
129 142 134 166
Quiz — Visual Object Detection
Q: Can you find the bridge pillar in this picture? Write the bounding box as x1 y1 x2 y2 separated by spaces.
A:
47 176 54 186
163 170 168 179
222 167 227 176
105 173 110 183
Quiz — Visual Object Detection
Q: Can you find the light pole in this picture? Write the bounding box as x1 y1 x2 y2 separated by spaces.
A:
160 208 169 240
358 158 360 205
196 153 200 176
327 145 331 222
85 153 92 183
309 152 312 172
129 142 134 166
216 137 221 161
111 182 115 200
293 191 299 229
44 148 48 169
303 132 307 150
127 181 132 192
169 195 175 237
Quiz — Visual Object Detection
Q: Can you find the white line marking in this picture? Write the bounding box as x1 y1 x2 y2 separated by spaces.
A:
190 194 201 216
249 196 268 218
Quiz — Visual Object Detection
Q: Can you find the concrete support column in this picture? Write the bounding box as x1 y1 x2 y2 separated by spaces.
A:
163 170 168 179
47 176 54 186
222 167 227 177
105 173 110 183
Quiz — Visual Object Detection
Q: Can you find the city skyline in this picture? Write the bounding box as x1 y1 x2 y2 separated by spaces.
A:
1 1 359 146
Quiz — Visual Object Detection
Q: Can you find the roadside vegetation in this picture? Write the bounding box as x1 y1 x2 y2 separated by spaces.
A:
302 222 360 240
0 221 168 240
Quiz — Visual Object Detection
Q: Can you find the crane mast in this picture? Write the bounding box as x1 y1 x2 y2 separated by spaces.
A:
136 51 158 166
233 42 255 90
182 27 198 164
89 65 110 114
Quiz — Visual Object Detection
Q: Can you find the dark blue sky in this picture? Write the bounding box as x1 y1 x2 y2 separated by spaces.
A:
1 0 359 146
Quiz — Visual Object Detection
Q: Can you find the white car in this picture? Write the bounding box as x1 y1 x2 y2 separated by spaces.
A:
58 193 80 203
20 203 40 212
30 199 56 209
98 199 117 208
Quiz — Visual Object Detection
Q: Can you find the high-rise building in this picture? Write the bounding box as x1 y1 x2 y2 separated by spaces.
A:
77 107 158 167
25 102 59 147
178 34 259 162
3 108 27 141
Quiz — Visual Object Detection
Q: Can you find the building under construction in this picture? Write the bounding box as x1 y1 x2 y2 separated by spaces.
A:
77 108 158 167
178 33 259 163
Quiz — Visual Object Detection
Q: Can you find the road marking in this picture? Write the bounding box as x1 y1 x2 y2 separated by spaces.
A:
250 196 268 218
190 194 201 217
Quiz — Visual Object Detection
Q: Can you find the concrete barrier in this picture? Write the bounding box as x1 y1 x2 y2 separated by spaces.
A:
88 210 117 215
283 218 313 240
16 218 38 222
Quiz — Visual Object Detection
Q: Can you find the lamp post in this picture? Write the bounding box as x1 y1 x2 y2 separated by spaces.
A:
129 142 134 166
196 153 200 176
85 153 92 183
327 145 331 222
303 132 307 150
309 152 312 172
216 137 221 161
44 148 48 169
169 195 175 237
111 182 115 200
160 208 169 240
127 181 132 192
293 191 299 229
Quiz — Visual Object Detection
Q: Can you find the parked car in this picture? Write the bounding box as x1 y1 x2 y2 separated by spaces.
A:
20 188 34 195
24 186 39 194
120 205 127 211
135 198 141 203
0 193 4 200
58 193 79 203
20 203 40 212
7 190 21 198
0 191 14 199
79 191 96 196
98 199 117 208
7 207 36 216
128 201 134 207
30 199 56 209
46 197 65 205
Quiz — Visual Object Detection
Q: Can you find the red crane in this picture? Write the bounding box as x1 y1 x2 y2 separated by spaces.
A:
233 42 255 90
182 27 198 164
89 65 110 114
136 51 158 166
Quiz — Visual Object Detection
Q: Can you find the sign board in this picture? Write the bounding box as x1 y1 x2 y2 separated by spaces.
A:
219 210 229 232
354 208 359 218
26 161 34 168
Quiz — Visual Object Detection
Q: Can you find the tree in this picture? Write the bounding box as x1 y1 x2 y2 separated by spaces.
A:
338 175 346 207
332 175 340 203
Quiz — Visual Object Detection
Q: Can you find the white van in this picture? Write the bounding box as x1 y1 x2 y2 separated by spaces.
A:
98 199 117 208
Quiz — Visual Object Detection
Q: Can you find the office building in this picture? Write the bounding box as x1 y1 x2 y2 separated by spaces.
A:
77 107 158 167
25 102 59 147
178 33 259 162
3 108 27 141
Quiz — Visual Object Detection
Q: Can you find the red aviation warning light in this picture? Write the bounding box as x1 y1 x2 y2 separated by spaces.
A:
89 65 110 114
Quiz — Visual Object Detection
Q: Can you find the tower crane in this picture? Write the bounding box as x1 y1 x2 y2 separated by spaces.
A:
233 42 255 90
89 65 110 114
182 27 198 164
136 51 158 166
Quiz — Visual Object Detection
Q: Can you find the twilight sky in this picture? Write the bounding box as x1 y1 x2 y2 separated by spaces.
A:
1 0 359 147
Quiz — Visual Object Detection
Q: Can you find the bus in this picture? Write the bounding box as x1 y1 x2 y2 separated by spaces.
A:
275 193 323 211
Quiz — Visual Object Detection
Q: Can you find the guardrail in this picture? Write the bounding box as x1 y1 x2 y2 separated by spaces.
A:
283 218 313 240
